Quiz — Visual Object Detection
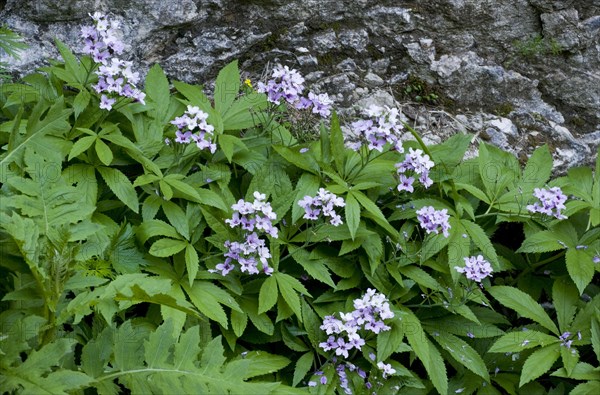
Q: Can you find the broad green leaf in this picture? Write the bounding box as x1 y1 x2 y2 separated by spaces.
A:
185 281 229 328
239 298 274 335
488 286 559 335
289 246 335 287
352 190 399 239
552 277 578 331
68 135 95 160
301 299 322 352
95 138 113 165
377 320 404 361
293 352 314 387
258 276 278 314
488 331 558 353
571 381 600 395
565 249 594 294
145 320 174 368
137 220 181 244
517 230 565 253
420 231 450 263
225 351 290 380
185 244 199 286
519 345 560 387
146 64 170 121
200 336 226 374
275 273 307 321
345 193 360 240
214 60 240 115
231 310 247 337
592 317 600 362
521 145 552 191
398 265 443 291
222 94 267 130
273 145 320 173
149 238 188 257
433 331 490 381
162 200 190 240
330 112 345 172
462 219 499 268
97 166 139 213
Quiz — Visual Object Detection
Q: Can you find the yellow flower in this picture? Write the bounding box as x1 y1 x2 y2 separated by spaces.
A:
244 78 253 88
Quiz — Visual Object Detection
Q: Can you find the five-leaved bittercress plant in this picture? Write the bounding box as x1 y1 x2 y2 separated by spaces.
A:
0 12 599 395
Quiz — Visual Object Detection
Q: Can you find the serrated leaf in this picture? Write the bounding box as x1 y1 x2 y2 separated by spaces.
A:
214 60 240 115
149 238 188 257
552 277 578 332
95 138 113 165
276 273 306 321
330 112 345 172
289 246 335 287
231 310 247 337
137 220 181 244
185 281 229 328
145 320 174 368
301 299 322 352
519 345 560 387
488 286 559 335
68 135 95 160
565 249 594 294
462 219 499 268
488 331 558 353
377 320 404 361
146 64 170 121
162 200 190 240
521 145 552 191
200 336 226 374
293 352 314 387
344 193 360 240
433 331 490 381
97 166 139 213
591 315 600 362
258 276 278 314
185 244 199 286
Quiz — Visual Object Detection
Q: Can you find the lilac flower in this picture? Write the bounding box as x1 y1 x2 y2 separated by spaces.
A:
594 256 600 263
170 105 217 153
82 14 146 108
347 105 405 153
455 255 493 283
318 289 394 357
416 206 451 238
298 188 345 226
559 332 573 349
297 91 333 118
256 64 305 105
526 187 568 219
395 147 435 192
376 361 396 378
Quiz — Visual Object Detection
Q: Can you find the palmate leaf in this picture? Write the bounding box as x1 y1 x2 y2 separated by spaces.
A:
88 320 293 394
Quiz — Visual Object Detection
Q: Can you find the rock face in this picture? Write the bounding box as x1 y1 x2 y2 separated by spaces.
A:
1 0 599 170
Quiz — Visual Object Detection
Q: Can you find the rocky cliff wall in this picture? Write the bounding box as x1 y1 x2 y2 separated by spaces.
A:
1 0 599 170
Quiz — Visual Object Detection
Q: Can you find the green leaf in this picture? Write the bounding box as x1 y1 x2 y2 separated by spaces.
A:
222 94 267 130
420 231 451 263
97 166 139 213
275 273 307 321
200 336 227 374
231 310 247 337
149 238 188 257
552 277 578 332
462 219 499 268
292 173 321 224
344 193 360 240
565 249 594 294
592 317 600 363
185 244 199 286
218 134 245 163
162 200 190 240
225 351 291 380
137 220 181 244
293 352 314 387
258 276 278 314
146 64 171 121
433 331 490 381
521 145 552 191
68 135 95 160
488 331 558 353
517 230 565 253
488 286 559 334
273 145 320 173
352 190 399 239
377 320 405 361
398 265 443 291
95 138 113 166
330 112 345 172
214 60 240 115
145 320 174 368
185 281 229 328
289 246 335 287
73 89 91 118
519 345 560 387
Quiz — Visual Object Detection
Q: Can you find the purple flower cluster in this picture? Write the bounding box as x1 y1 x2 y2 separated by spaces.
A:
210 192 278 276
296 91 334 118
170 105 217 153
347 105 405 152
319 289 394 358
455 255 493 282
416 206 451 238
376 361 396 378
257 64 332 118
257 64 305 105
559 331 573 349
395 147 435 192
297 188 345 226
82 13 145 110
526 187 568 219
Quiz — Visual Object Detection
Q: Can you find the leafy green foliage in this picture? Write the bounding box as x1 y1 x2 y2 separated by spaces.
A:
1 29 598 395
